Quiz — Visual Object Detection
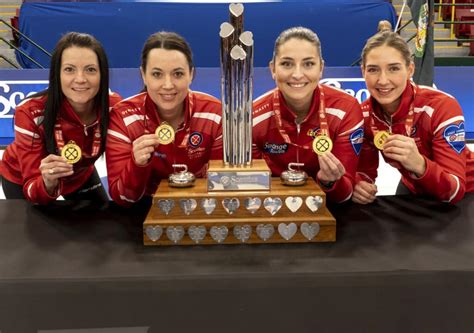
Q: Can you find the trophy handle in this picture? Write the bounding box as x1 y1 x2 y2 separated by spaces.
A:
288 163 305 172
172 164 188 173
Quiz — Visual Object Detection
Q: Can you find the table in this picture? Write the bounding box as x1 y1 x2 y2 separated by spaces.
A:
0 194 473 332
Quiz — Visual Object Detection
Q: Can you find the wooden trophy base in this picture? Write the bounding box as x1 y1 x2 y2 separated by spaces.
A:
143 177 336 246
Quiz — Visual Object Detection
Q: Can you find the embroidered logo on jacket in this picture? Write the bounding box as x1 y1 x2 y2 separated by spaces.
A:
307 127 321 139
350 128 364 155
443 122 465 153
188 132 203 148
263 142 288 154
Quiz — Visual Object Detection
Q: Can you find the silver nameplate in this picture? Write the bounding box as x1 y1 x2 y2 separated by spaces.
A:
207 171 270 191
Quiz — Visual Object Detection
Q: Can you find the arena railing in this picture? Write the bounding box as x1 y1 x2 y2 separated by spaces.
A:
0 18 51 69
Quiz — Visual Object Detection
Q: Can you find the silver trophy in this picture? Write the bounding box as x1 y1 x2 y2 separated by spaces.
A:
208 3 270 192
280 163 308 186
168 164 196 188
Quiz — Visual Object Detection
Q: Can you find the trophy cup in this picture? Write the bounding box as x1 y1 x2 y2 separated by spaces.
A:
143 3 336 246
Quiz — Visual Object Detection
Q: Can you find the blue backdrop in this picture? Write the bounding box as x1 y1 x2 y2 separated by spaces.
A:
17 0 396 68
1 66 473 146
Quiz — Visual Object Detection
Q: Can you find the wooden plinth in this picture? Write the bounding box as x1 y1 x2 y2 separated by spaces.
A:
143 178 336 246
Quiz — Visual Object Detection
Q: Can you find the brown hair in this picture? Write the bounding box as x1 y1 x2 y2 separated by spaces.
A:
361 30 412 68
141 31 194 72
271 26 323 63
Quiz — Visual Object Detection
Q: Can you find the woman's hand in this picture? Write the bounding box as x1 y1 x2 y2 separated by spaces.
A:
317 151 346 184
132 134 160 166
39 154 74 196
352 180 377 204
382 134 426 177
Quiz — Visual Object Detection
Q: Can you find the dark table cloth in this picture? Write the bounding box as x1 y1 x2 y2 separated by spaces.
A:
0 194 473 332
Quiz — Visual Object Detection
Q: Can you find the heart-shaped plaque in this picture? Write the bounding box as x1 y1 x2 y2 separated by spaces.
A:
233 225 252 242
263 197 282 216
210 226 228 243
229 3 244 17
300 222 320 240
179 199 197 215
244 197 261 214
285 196 303 213
201 198 217 215
188 225 206 244
278 223 297 241
157 199 175 215
166 226 185 244
256 224 274 241
145 225 162 242
305 196 323 213
222 198 240 215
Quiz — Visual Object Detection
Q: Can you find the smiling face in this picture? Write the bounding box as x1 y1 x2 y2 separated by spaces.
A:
362 45 414 115
141 48 194 119
270 38 323 114
60 46 100 116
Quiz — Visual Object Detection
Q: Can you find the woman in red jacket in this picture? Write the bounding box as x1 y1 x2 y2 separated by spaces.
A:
252 27 364 203
353 29 468 204
0 32 120 204
106 31 222 206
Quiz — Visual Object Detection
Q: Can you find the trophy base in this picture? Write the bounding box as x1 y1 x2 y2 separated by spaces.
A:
143 178 336 245
207 159 271 191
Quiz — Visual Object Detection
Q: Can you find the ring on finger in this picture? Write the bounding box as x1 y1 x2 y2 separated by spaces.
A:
48 168 55 175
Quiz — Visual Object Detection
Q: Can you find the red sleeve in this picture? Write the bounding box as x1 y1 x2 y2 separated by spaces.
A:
13 103 59 204
109 92 123 108
322 101 364 203
467 148 474 193
106 106 152 206
356 109 379 184
209 104 224 161
406 97 466 203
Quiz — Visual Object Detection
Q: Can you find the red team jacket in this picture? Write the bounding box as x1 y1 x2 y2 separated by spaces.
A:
0 93 121 204
357 83 467 204
106 91 223 206
252 85 364 203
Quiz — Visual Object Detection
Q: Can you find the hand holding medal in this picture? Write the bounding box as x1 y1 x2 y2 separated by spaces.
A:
39 153 74 196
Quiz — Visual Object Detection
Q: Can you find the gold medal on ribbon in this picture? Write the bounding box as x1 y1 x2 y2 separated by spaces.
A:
61 140 82 164
155 123 175 145
374 130 390 150
312 135 333 155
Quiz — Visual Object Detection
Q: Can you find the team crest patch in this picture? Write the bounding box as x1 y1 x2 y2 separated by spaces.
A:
350 128 364 155
188 132 203 148
263 142 288 154
443 122 465 153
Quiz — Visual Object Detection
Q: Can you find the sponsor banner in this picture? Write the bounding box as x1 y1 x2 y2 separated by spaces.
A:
1 67 473 145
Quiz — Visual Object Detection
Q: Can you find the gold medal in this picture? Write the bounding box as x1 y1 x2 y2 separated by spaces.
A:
374 130 390 150
155 123 175 145
312 135 333 155
61 141 82 164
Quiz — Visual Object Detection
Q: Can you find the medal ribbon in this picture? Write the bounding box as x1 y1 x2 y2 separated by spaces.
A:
177 91 194 148
54 120 101 158
272 84 328 150
370 83 417 137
